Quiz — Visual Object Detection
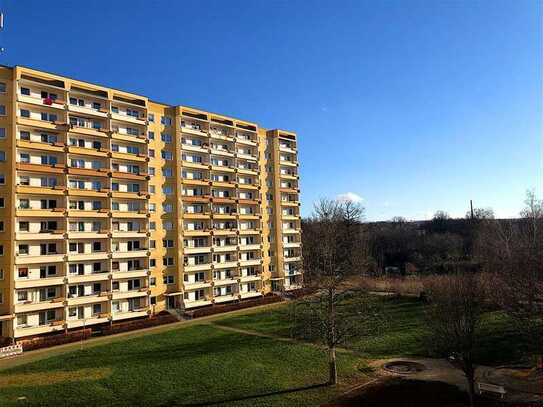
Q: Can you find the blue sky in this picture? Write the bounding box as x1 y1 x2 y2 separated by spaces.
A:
1 0 541 220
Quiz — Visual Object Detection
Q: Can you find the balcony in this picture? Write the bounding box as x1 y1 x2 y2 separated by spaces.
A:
16 139 65 154
183 298 213 309
111 269 149 280
69 123 109 138
17 116 69 132
67 251 109 262
213 278 238 287
213 260 238 270
183 280 212 290
183 245 212 254
67 293 107 306
184 262 212 272
284 256 302 263
15 230 65 241
67 102 108 118
180 121 208 137
239 274 261 283
111 151 147 163
111 309 149 321
14 322 65 338
17 93 66 110
15 207 65 218
14 276 65 289
66 272 110 284
239 291 262 300
67 188 110 198
16 185 66 196
15 162 66 175
67 145 109 158
66 314 110 329
111 229 148 238
110 111 146 125
66 208 110 218
111 289 149 301
110 210 148 219
14 298 65 313
212 244 238 253
111 131 147 144
239 258 262 267
14 253 65 265
283 241 302 249
213 293 239 303
66 230 109 240
111 249 149 259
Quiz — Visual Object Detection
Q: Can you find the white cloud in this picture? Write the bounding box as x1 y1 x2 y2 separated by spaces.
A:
336 192 364 203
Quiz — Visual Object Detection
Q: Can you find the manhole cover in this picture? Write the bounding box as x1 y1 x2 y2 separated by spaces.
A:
382 361 426 375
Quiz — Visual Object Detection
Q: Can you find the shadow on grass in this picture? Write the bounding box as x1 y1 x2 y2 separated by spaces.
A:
167 382 329 406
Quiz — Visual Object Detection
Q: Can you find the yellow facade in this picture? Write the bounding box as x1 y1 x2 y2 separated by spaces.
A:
0 66 301 340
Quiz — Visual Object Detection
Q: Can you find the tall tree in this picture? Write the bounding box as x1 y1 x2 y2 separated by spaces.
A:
424 272 486 407
297 198 369 384
476 191 543 368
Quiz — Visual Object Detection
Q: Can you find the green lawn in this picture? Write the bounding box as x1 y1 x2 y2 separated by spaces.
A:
0 324 366 407
214 295 529 365
0 295 529 406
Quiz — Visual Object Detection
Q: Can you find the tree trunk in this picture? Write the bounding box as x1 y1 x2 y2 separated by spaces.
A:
328 346 338 385
464 362 477 407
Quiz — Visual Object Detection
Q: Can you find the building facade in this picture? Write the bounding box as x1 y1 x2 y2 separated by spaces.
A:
0 66 302 340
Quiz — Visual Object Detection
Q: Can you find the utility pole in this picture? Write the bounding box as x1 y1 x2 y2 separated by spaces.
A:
0 11 5 53
470 200 474 220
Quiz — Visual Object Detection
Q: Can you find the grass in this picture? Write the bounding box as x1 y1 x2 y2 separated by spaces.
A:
0 294 531 406
0 324 367 407
214 295 529 365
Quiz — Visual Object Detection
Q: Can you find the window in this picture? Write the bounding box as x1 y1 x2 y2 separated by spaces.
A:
18 268 28 278
161 133 172 144
0 151 6 162
163 168 173 177
163 239 174 248
20 87 30 95
148 131 155 139
149 259 156 267
163 203 173 213
0 175 4 185
148 167 155 176
161 116 172 126
0 128 5 139
161 151 173 160
149 185 155 194
163 186 173 195
163 257 174 266
0 105 5 115
0 198 4 208
20 109 29 118
163 275 174 284
149 221 156 231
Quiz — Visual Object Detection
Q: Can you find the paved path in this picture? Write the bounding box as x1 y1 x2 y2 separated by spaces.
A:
0 301 286 371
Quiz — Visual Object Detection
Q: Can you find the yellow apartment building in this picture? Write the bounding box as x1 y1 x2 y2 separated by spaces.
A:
0 66 302 341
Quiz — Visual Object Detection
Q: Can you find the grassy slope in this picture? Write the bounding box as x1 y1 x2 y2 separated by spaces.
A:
214 296 528 365
0 324 366 407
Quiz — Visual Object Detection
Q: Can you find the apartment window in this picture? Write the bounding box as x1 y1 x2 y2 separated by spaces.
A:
148 113 155 123
163 275 174 284
149 259 156 267
92 242 101 251
163 168 173 177
149 185 155 194
149 221 156 231
163 239 174 248
150 277 156 287
163 221 173 230
20 108 30 118
148 131 155 139
0 175 4 185
161 151 173 160
0 128 5 139
163 186 173 195
161 133 172 144
161 116 172 126
0 269 3 280
148 149 155 158
20 87 30 96
163 257 174 266
0 151 6 162
150 296 156 305
0 105 5 116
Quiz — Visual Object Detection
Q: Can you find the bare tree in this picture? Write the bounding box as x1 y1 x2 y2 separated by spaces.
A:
476 191 543 368
297 198 370 385
424 272 486 407
465 207 495 220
